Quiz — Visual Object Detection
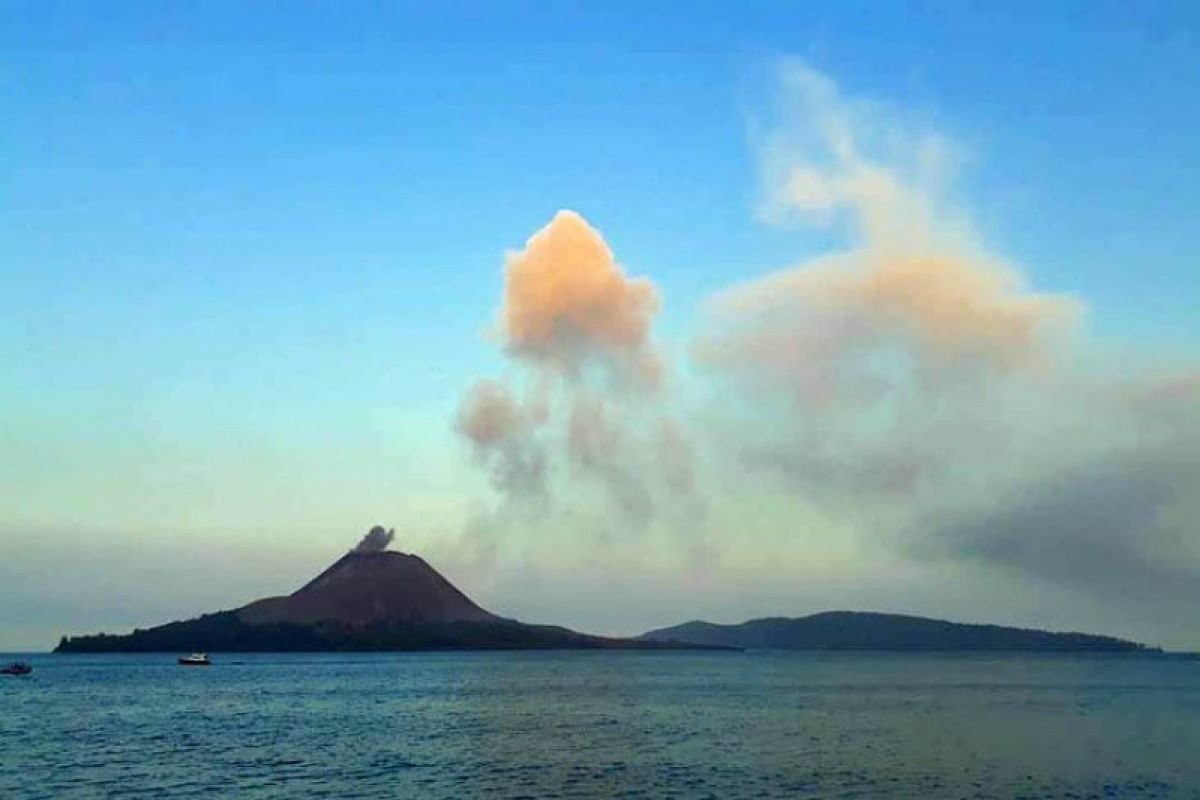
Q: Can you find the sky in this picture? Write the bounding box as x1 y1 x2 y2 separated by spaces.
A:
3 2 1199 651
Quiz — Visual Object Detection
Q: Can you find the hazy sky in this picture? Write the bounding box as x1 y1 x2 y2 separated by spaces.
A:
4 2 1199 651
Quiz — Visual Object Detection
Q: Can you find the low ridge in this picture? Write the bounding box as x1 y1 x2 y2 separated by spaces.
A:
641 611 1153 652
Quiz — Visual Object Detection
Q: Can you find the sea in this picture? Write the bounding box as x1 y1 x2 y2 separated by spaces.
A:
2 650 1198 798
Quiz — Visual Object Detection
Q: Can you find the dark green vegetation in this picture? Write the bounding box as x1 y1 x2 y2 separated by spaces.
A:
54 533 1152 654
641 611 1154 652
54 537 724 653
55 613 694 653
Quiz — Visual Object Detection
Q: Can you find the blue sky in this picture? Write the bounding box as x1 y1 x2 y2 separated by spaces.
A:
3 2 1199 650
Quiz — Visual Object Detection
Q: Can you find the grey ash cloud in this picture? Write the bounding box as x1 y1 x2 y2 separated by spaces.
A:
353 526 396 553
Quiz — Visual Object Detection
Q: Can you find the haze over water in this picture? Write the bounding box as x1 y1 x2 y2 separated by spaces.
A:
4 651 1198 798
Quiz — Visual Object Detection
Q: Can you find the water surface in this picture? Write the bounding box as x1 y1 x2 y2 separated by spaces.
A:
2 651 1198 798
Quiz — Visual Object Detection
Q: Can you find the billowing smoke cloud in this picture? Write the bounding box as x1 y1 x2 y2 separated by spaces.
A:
502 209 661 389
353 525 395 553
457 210 698 533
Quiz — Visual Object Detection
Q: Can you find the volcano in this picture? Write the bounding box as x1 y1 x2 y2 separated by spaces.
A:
238 549 497 627
55 527 718 653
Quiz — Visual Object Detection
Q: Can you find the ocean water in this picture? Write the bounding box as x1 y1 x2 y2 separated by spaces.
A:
1 651 1198 798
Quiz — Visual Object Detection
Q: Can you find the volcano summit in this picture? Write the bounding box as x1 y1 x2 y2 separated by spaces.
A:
55 527 703 653
238 537 498 628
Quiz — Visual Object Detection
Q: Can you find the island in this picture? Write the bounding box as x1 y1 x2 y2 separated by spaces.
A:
56 527 721 653
57 526 1157 654
641 612 1155 652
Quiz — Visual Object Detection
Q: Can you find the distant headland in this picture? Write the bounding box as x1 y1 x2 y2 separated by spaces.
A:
57 526 1156 654
642 613 1155 652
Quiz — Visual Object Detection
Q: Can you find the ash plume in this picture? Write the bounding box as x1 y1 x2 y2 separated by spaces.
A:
353 526 395 553
456 210 699 533
501 209 661 388
446 60 1200 645
700 60 1079 415
456 379 547 495
692 60 1200 631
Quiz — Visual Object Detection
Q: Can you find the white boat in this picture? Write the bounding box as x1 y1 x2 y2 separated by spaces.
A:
177 653 211 666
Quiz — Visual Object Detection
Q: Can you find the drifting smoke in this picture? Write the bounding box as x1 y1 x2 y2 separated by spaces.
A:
692 60 1200 635
457 210 697 531
450 61 1199 645
456 380 547 495
696 60 1084 502
701 60 1080 414
353 526 395 553
704 251 1079 404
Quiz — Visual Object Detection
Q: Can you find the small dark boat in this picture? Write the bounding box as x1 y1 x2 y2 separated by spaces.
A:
2 661 32 676
177 653 211 666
